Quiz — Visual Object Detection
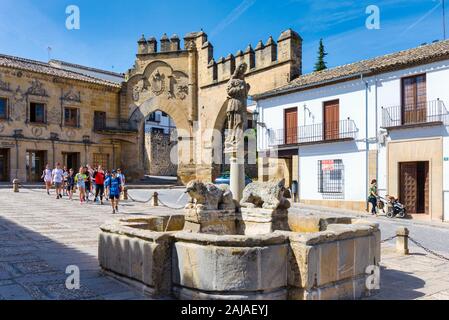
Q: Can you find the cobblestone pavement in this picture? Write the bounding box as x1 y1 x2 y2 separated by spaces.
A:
0 188 184 300
1 189 448 300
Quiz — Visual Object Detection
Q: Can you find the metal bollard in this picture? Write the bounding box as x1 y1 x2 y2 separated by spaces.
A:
152 192 159 207
396 227 410 255
13 179 20 193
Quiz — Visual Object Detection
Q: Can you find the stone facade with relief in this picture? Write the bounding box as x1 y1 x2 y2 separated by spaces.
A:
0 57 127 182
0 28 302 183
122 29 302 183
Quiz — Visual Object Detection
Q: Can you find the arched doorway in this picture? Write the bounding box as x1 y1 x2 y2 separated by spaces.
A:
144 109 178 178
127 97 195 185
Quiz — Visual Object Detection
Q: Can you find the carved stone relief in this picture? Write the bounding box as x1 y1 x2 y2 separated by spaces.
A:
151 70 165 96
26 79 48 97
12 86 26 122
0 75 11 92
62 88 81 103
47 106 61 125
132 66 189 103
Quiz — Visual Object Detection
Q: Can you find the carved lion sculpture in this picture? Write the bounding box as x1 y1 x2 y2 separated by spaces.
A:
240 179 291 210
185 180 236 211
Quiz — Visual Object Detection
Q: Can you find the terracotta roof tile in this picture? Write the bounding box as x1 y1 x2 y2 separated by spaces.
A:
0 54 122 88
254 40 449 99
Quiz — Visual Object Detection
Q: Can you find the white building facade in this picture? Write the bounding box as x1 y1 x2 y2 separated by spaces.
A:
254 40 449 222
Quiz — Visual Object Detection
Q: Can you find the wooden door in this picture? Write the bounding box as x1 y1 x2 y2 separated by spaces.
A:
0 149 9 182
284 108 298 145
324 100 340 140
402 75 426 124
400 163 418 214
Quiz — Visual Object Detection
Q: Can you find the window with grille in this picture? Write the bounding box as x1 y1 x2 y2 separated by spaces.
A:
318 159 344 193
93 153 109 169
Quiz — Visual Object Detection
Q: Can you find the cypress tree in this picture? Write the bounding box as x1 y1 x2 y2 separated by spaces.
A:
314 38 328 72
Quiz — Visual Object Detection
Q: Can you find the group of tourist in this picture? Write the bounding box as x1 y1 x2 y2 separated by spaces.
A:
41 163 126 214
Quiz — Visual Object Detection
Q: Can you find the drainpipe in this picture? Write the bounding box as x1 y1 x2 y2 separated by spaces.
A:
375 77 379 186
14 137 19 180
362 74 370 209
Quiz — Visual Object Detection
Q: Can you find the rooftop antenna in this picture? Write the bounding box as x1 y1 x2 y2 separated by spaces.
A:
47 46 52 61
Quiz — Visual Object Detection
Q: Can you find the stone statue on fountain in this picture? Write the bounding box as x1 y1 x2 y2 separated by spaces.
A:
224 63 250 154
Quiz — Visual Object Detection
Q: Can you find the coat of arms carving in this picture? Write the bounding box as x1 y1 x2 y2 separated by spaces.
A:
62 89 81 103
27 79 48 97
0 75 11 92
167 74 189 100
151 70 165 96
132 78 150 102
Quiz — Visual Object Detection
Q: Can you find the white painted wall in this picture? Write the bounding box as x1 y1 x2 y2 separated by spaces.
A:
298 142 366 202
444 136 449 221
145 111 176 134
256 58 449 219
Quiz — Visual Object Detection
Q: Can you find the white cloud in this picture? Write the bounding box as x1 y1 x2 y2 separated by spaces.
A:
210 0 257 36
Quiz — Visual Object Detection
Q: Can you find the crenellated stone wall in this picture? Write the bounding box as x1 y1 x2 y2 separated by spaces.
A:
123 29 303 183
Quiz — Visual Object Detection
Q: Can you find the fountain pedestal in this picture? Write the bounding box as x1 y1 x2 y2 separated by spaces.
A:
239 207 289 236
184 208 237 235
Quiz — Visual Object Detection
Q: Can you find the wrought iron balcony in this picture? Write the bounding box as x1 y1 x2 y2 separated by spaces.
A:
93 117 139 134
267 119 358 147
382 100 449 129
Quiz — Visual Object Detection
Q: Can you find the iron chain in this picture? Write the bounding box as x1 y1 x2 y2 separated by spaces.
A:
381 235 398 243
409 237 449 262
127 193 154 204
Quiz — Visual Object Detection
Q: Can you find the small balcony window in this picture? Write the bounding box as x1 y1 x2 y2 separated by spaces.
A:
30 102 46 124
64 108 79 127
0 98 7 119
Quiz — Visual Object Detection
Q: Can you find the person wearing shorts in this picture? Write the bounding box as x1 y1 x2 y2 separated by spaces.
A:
75 167 87 204
105 170 122 214
52 163 64 199
41 164 52 195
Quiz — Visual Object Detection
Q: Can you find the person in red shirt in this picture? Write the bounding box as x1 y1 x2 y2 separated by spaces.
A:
93 165 106 205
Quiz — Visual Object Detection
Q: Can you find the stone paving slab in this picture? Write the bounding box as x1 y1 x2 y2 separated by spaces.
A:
1 189 449 300
0 189 158 300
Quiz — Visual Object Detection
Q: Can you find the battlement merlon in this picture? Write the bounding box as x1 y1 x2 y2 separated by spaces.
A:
201 29 302 88
129 29 302 90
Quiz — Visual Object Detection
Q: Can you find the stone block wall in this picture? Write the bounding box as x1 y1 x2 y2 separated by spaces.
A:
145 132 178 176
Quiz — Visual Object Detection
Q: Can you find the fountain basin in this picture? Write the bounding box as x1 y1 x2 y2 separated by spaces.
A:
98 212 380 300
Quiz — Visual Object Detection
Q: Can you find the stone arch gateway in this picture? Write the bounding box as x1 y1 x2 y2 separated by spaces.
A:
120 30 303 184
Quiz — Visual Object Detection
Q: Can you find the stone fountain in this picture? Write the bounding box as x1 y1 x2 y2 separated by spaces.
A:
98 63 381 300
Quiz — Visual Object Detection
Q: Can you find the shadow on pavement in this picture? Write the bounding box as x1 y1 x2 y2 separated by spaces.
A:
0 216 148 300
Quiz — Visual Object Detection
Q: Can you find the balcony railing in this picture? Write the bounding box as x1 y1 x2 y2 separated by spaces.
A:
382 100 449 129
268 119 358 147
94 117 139 133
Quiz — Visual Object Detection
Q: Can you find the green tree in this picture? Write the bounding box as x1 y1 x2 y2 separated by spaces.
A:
314 38 328 72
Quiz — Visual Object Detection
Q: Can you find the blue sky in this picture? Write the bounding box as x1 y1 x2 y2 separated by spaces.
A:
0 0 446 74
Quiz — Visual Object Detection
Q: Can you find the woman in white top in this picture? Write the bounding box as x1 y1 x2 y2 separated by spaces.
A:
41 164 52 195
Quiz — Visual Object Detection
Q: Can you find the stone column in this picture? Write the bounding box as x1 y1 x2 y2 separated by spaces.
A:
230 155 245 202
